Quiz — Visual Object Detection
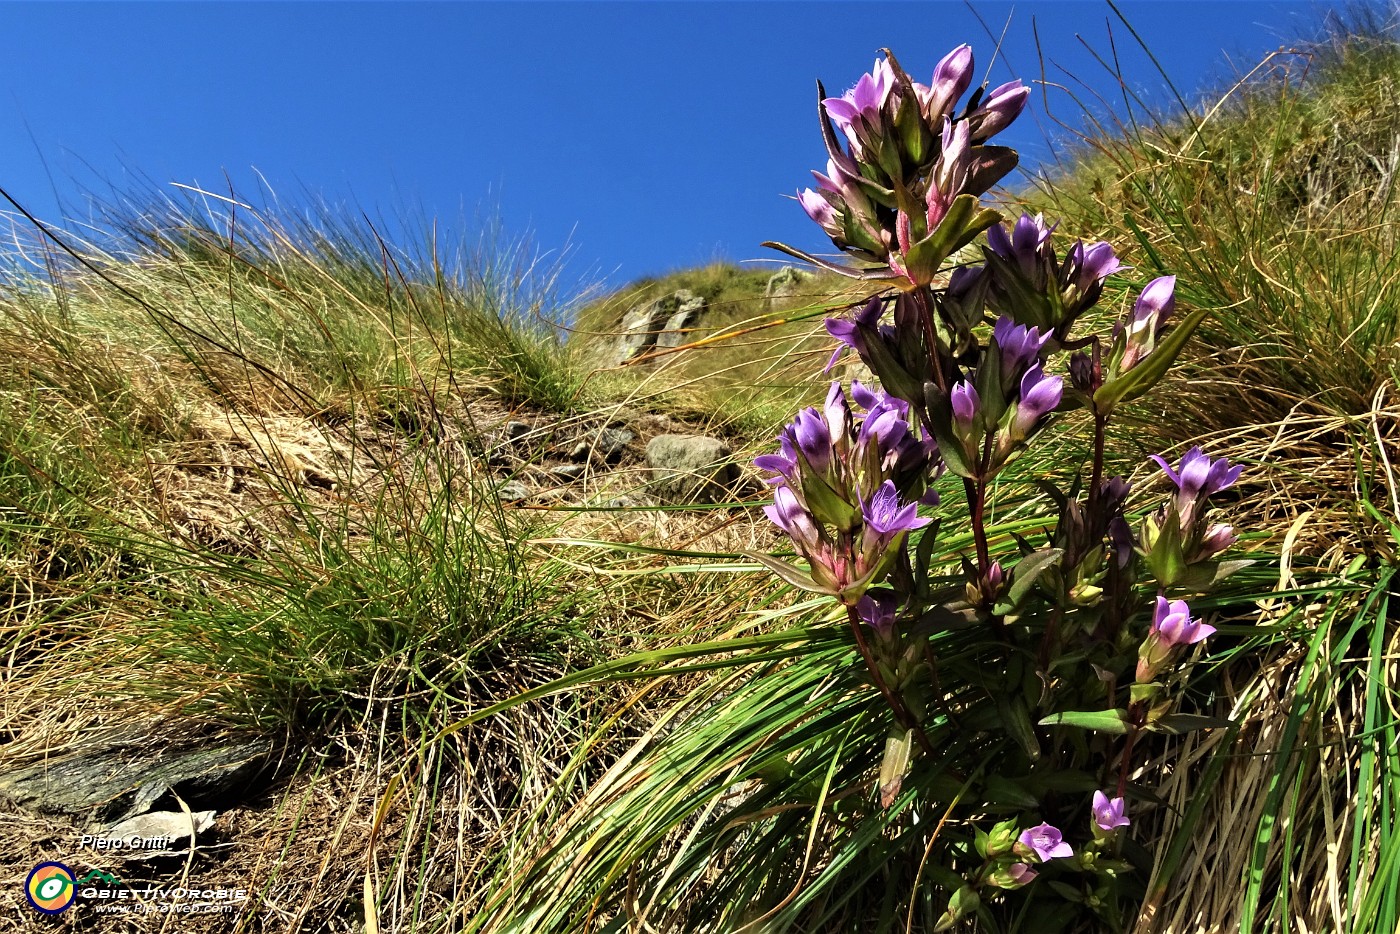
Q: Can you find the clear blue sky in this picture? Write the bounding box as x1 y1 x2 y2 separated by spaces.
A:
1 2 1332 289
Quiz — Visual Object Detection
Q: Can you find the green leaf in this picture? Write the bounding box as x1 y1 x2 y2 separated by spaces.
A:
879 728 915 808
740 550 835 595
1149 713 1235 735
1174 558 1256 590
992 547 1064 614
997 694 1042 762
1094 305 1211 411
1038 709 1130 734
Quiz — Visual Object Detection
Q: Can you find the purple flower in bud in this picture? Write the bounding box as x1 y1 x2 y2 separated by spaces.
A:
763 484 820 551
798 188 839 237
1069 351 1096 392
1018 823 1073 862
1101 476 1132 511
926 118 972 230
1151 595 1215 647
1069 240 1125 288
1150 446 1243 528
1010 365 1063 437
1109 515 1135 568
824 295 883 371
1196 523 1238 560
1092 791 1130 832
861 480 932 540
987 212 1054 278
791 407 833 474
918 44 974 124
950 380 980 431
1004 863 1037 886
1116 275 1177 371
993 316 1052 378
966 79 1030 141
823 381 853 446
948 263 984 298
856 590 900 635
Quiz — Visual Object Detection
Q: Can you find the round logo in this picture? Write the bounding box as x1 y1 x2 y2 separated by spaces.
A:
25 862 76 914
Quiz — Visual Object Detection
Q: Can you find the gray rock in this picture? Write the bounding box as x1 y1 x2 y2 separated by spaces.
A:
646 434 739 504
495 481 531 502
655 293 707 349
596 289 702 367
504 420 532 443
569 427 635 462
551 464 588 481
0 737 274 824
765 266 809 302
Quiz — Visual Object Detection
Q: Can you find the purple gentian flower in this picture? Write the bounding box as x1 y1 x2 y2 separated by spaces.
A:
856 590 900 635
993 316 1052 378
824 295 883 371
1151 595 1215 647
1069 240 1125 288
917 44 974 123
791 407 833 474
950 380 980 431
987 213 1054 277
763 484 820 551
965 79 1030 140
1150 446 1243 528
1010 365 1063 437
1019 823 1073 862
926 118 972 229
822 57 896 148
1092 791 1130 832
1196 523 1239 560
1117 275 1177 371
861 480 932 539
798 189 839 237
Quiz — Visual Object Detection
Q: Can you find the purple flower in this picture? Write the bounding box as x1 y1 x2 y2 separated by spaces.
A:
987 212 1054 277
861 480 931 539
1092 791 1130 832
1004 863 1037 886
791 407 834 474
1069 240 1125 287
856 590 900 635
950 380 980 431
1018 823 1073 862
798 188 839 236
965 79 1030 141
824 295 883 371
1151 595 1215 647
822 57 895 148
763 484 819 551
918 44 974 124
1196 523 1238 560
1010 365 1063 437
1116 275 1177 371
993 316 1052 379
926 118 973 229
1150 446 1243 528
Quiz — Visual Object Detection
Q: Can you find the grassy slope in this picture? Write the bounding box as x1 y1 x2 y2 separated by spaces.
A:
0 24 1397 934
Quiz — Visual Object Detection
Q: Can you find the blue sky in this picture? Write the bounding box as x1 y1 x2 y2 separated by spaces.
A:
0 2 1333 290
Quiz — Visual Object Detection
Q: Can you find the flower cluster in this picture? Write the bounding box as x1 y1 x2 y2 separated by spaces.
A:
752 44 1246 929
779 47 1029 288
755 381 939 600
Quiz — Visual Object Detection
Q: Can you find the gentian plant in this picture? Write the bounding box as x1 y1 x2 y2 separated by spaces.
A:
752 46 1247 930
